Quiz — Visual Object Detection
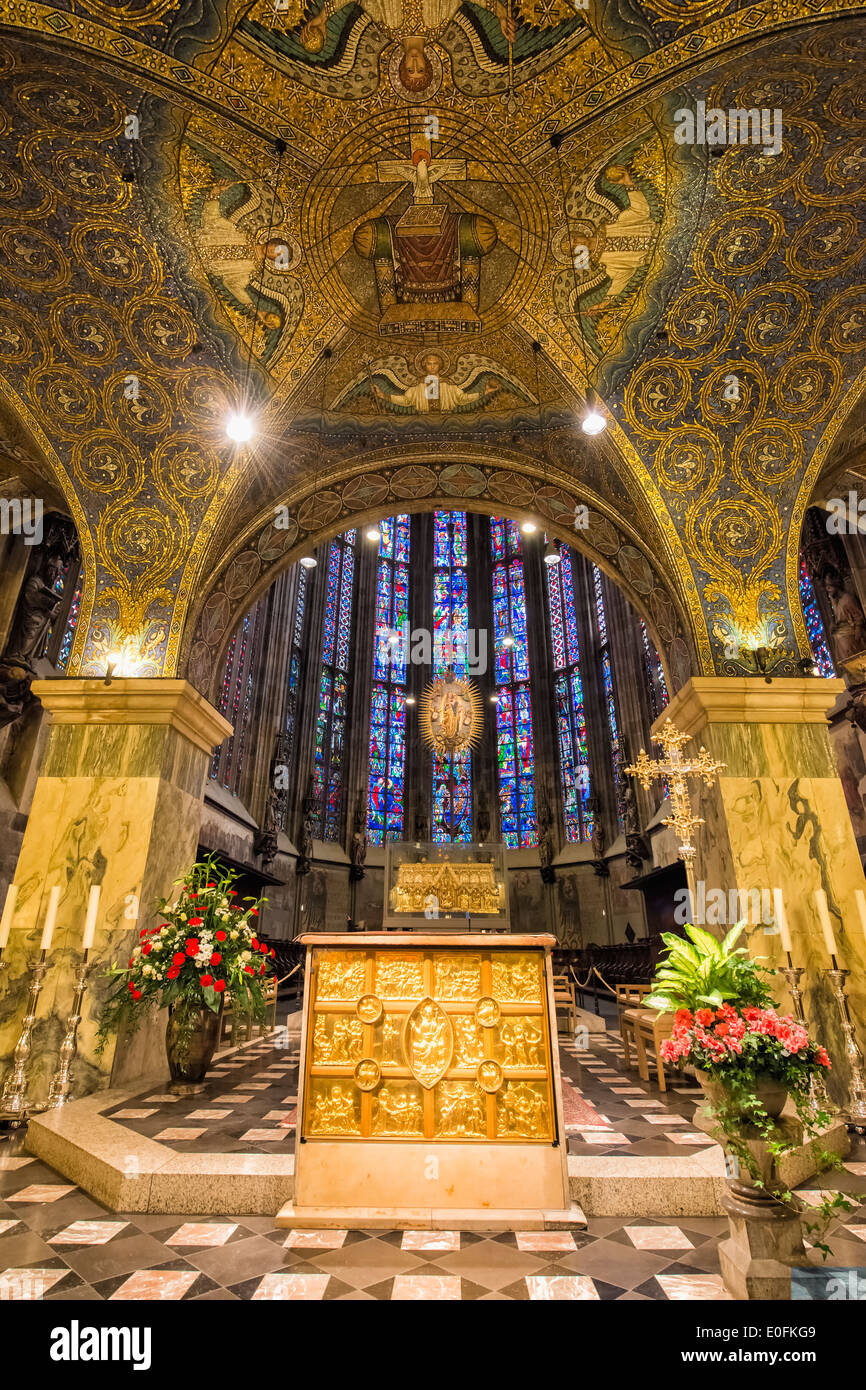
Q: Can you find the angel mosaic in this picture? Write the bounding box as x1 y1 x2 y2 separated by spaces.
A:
331 351 536 415
181 141 304 365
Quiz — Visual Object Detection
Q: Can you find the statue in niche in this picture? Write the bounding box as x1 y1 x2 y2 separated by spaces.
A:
413 800 429 842
537 797 555 884
254 786 281 868
476 786 491 845
350 792 367 882
557 872 581 948
622 780 650 871
588 795 609 878
823 569 866 667
0 516 78 727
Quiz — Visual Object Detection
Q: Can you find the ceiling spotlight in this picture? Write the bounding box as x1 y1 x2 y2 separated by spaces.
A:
225 411 254 443
502 632 515 648
521 519 537 534
581 387 607 436
543 537 561 566
365 525 381 543
299 554 317 570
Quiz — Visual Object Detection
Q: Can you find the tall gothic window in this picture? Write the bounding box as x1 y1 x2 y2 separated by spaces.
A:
368 515 411 845
432 511 472 842
639 617 669 722
490 517 536 848
593 564 625 830
314 529 356 840
211 600 265 795
546 542 593 842
799 557 836 677
281 563 309 802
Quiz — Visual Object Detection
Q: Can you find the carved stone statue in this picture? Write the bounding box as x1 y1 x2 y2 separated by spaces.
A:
349 826 367 881
254 785 280 868
823 569 866 666
4 550 65 669
589 797 610 878
413 800 429 842
476 786 491 845
537 797 555 884
622 780 650 871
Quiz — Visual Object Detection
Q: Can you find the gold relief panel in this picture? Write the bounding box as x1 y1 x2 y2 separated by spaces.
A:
491 954 541 1003
493 1016 545 1069
371 1082 425 1137
311 1012 363 1065
308 1080 362 1137
496 1082 552 1140
402 998 453 1089
374 953 425 999
452 1014 485 1067
434 952 482 1000
316 951 366 1001
436 1082 488 1140
372 1011 403 1067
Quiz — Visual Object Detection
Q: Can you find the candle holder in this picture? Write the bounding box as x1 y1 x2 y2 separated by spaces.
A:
780 956 828 1111
46 951 91 1110
0 950 52 1131
824 966 866 1135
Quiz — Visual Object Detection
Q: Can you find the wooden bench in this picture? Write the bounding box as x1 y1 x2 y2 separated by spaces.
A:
633 1010 676 1092
217 971 294 1050
553 973 578 1037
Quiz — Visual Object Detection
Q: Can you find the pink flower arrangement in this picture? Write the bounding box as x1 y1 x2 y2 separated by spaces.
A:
661 1002 831 1086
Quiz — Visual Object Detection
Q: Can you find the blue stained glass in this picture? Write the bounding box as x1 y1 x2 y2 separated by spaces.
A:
433 511 471 843
368 516 411 844
316 531 357 840
593 565 624 829
490 517 536 847
799 558 836 678
56 571 82 671
639 618 669 720
546 546 593 841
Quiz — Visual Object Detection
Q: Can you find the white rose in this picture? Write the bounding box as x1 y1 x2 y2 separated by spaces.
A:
241 950 251 962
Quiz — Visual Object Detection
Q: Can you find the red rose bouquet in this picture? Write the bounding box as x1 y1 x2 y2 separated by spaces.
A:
98 855 274 1061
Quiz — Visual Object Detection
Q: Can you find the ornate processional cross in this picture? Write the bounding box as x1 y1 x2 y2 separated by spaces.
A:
624 719 725 867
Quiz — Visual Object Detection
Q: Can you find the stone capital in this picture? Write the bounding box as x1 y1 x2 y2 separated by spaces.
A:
31 678 233 755
654 676 846 741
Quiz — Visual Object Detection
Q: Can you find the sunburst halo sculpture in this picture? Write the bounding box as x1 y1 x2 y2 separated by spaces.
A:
419 671 483 756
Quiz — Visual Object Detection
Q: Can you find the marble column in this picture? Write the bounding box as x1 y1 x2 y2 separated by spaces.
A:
0 679 231 1102
658 676 864 1109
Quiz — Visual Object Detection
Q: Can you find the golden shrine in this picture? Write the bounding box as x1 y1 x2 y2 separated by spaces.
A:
388 858 504 916
279 933 573 1229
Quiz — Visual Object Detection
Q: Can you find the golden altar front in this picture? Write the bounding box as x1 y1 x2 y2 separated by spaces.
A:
280 933 572 1229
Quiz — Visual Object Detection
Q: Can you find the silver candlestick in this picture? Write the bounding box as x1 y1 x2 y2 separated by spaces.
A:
780 957 827 1111
0 949 51 1130
46 951 90 1110
824 967 866 1135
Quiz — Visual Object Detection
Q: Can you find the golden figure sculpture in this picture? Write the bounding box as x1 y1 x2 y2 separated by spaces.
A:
453 1014 484 1065
318 954 367 1000
499 1018 543 1067
372 1084 424 1136
437 1081 487 1138
403 997 452 1088
435 954 482 999
497 1082 549 1138
354 1058 381 1091
375 955 425 998
389 861 503 916
492 954 540 1002
310 1083 361 1135
379 1013 401 1065
476 1059 503 1093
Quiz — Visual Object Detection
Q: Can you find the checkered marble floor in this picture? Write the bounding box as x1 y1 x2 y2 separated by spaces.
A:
1 1148 864 1300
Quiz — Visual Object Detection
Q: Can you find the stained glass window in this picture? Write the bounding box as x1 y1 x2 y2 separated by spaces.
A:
314 531 356 840
55 569 83 671
490 518 536 848
280 563 309 822
799 558 836 678
210 601 264 794
368 515 411 845
546 542 593 842
433 511 472 843
593 565 625 829
639 617 669 722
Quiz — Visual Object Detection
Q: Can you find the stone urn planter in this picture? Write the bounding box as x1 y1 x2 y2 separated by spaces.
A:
166 1004 221 1095
697 1071 788 1123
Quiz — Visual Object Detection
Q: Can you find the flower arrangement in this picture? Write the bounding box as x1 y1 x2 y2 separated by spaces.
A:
98 855 274 1065
662 1002 831 1101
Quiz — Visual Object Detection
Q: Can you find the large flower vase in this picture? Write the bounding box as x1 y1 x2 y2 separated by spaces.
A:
166 1004 221 1095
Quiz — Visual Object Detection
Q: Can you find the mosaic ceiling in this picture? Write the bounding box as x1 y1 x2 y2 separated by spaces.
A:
0 0 864 692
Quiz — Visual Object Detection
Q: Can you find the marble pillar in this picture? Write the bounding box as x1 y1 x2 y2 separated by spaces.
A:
0 679 231 1103
657 677 864 1109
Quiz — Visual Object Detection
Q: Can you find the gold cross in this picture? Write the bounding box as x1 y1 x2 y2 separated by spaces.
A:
624 719 725 865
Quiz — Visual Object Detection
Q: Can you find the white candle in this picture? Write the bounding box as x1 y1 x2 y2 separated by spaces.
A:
773 888 792 954
40 885 60 952
0 884 17 949
814 889 838 961
856 890 866 954
82 885 100 952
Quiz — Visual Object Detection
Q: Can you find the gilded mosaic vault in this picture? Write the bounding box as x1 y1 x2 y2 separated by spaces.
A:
0 3 863 690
